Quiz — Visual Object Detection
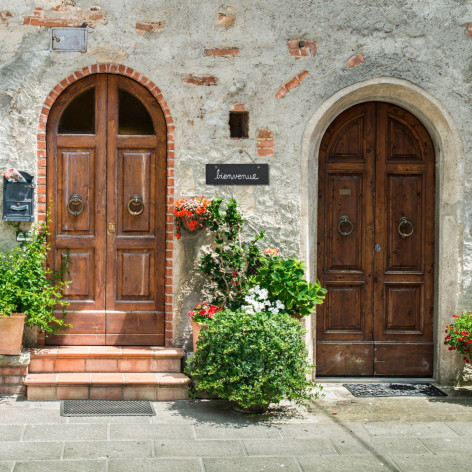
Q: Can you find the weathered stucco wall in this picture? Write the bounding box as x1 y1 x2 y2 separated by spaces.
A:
0 0 471 382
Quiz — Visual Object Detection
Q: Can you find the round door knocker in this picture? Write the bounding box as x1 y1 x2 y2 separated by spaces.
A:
67 194 84 216
398 216 414 238
128 194 144 216
338 215 354 236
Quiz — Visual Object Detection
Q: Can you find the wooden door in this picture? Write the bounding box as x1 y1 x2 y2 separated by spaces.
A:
316 102 435 376
46 74 167 345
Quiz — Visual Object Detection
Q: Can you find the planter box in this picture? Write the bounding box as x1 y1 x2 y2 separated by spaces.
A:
0 313 25 355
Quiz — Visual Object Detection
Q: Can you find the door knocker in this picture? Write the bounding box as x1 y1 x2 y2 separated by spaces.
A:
67 194 84 216
128 194 144 216
338 215 354 236
398 216 414 238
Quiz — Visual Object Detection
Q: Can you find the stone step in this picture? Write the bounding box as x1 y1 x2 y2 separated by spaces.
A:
28 346 185 373
25 372 190 401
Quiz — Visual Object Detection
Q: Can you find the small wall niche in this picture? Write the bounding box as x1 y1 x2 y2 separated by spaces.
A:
229 111 249 138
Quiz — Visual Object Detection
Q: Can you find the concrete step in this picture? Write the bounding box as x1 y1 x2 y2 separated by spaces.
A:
25 372 190 401
28 346 185 373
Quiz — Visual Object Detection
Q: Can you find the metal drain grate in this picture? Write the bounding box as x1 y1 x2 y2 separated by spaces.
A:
343 383 447 398
61 400 156 417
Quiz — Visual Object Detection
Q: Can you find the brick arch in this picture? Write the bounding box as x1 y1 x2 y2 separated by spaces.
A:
37 64 175 346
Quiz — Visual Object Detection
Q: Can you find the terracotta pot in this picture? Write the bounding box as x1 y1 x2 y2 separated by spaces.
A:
0 313 25 355
191 321 208 352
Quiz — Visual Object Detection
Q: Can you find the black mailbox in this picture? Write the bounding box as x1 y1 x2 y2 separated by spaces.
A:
2 171 35 222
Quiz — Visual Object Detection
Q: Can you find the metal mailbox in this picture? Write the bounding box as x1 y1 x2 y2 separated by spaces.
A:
2 171 35 222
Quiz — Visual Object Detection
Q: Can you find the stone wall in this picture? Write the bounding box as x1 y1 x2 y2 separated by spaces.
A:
0 0 471 383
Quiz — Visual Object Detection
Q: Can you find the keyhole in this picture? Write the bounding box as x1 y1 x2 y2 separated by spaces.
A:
374 244 381 252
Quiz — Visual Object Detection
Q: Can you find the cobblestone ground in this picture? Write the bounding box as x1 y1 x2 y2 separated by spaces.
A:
1 384 472 471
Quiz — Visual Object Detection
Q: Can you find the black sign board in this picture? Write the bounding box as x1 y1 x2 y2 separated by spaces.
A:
206 164 269 185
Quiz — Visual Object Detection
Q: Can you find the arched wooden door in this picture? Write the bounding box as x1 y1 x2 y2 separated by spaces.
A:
316 102 435 376
46 74 167 345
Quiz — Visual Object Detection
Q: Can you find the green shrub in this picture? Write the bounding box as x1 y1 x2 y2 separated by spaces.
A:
0 223 71 335
188 309 322 411
250 255 327 317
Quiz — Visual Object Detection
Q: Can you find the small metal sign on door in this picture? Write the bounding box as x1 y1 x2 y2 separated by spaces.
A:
206 164 269 185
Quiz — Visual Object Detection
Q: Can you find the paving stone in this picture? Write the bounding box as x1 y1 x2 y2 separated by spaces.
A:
203 457 300 472
0 463 12 472
110 423 194 440
362 422 458 437
445 421 472 436
0 408 65 424
153 439 244 457
419 436 472 453
0 442 62 461
277 422 370 438
24 424 108 441
68 416 152 424
243 438 337 456
195 423 282 439
391 453 472 471
151 400 247 425
109 458 202 472
297 455 400 471
0 425 23 441
13 459 106 472
63 440 152 459
330 436 431 455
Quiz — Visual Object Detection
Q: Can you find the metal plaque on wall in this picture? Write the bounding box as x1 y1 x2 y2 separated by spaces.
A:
206 164 269 185
50 27 87 52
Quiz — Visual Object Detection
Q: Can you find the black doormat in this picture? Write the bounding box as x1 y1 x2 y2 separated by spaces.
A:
343 383 447 398
61 400 156 417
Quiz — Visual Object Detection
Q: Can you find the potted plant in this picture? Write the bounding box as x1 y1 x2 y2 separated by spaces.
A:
187 302 222 352
0 223 71 355
174 196 211 239
188 309 322 413
444 312 472 364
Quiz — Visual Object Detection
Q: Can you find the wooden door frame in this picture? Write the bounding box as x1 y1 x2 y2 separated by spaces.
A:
38 64 175 347
301 77 464 384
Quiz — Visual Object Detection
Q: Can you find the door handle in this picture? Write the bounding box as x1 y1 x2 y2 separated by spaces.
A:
398 216 414 238
128 194 144 216
67 194 84 216
338 215 354 236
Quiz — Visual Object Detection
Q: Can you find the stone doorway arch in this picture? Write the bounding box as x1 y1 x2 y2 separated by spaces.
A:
301 77 464 383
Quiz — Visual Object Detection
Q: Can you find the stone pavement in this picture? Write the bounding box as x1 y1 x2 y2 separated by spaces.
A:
1 383 472 471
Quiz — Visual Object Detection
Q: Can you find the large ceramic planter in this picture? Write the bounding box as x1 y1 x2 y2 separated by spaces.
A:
0 313 25 355
191 321 208 352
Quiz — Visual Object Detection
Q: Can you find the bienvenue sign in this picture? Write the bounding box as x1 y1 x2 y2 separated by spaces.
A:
206 164 269 185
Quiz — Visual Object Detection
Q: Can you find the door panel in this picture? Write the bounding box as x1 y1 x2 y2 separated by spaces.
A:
326 173 364 271
47 74 166 345
386 174 423 272
58 149 95 234
317 102 434 376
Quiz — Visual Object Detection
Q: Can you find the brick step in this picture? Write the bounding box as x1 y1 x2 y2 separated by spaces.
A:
0 367 28 395
25 372 190 401
29 346 185 373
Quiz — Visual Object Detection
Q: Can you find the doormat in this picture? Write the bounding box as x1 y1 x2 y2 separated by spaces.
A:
60 400 156 417
343 383 447 398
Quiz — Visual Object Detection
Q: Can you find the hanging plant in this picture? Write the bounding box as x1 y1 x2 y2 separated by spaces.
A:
174 197 211 239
